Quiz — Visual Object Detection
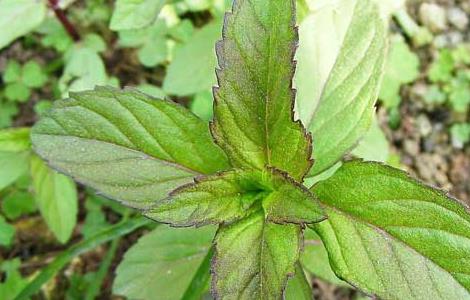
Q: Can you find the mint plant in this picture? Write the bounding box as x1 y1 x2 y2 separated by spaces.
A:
30 0 470 299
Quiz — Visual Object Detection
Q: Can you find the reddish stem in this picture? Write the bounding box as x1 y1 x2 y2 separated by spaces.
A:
48 0 80 41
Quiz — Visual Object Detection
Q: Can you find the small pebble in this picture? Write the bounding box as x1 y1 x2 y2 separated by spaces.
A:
415 153 450 188
410 82 427 101
419 3 448 33
447 31 464 46
423 138 436 152
404 140 420 156
433 34 449 48
447 7 469 30
417 114 433 137
463 1 470 14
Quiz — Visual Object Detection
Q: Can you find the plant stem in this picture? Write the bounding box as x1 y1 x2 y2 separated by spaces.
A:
48 0 80 41
394 8 433 47
84 238 120 300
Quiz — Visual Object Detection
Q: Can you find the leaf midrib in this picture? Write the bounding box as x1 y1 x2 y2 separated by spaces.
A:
264 2 275 166
33 133 201 175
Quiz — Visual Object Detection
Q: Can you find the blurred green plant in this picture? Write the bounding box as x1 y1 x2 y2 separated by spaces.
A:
0 128 78 244
426 45 470 113
378 36 420 128
2 60 48 103
450 123 470 148
0 259 28 300
0 0 48 50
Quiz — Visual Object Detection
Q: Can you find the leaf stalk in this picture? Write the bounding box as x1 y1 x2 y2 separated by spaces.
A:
47 0 80 42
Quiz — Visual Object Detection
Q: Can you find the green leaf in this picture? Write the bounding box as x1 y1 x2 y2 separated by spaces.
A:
300 230 349 287
0 0 47 50
34 100 53 117
118 20 169 67
451 44 470 66
379 36 420 109
447 72 470 113
5 82 31 103
0 259 28 300
31 86 229 209
110 0 165 31
312 161 470 298
284 263 313 300
0 128 31 191
428 49 454 83
0 153 30 191
449 87 470 113
163 20 221 96
138 35 168 67
59 46 109 95
30 155 78 244
181 248 213 300
0 101 19 129
0 215 15 247
3 60 22 83
82 33 107 53
2 191 36 220
0 127 31 152
113 225 215 300
450 123 470 148
423 85 447 104
212 211 301 299
145 168 324 227
38 18 74 53
352 117 389 162
190 90 213 122
168 19 194 43
295 0 387 175
211 0 312 181
137 84 166 99
22 61 47 88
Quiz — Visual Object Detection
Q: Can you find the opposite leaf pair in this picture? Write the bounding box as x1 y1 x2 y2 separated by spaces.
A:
33 1 326 297
31 0 470 299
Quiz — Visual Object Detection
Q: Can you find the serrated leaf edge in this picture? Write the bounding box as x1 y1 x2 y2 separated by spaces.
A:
209 0 314 181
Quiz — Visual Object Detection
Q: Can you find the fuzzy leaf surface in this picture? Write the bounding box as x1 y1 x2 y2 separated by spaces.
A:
114 226 215 300
312 161 470 299
212 0 312 181
145 168 324 227
295 0 387 175
212 212 301 299
31 86 229 209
